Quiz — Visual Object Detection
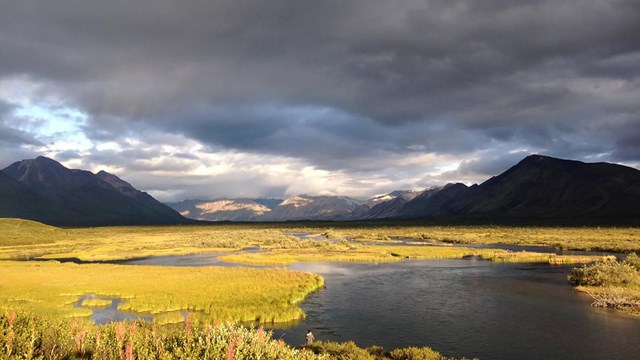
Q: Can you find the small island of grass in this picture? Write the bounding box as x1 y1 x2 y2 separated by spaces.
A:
568 253 640 315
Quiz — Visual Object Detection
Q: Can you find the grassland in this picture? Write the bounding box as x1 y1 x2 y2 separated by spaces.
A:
0 260 323 324
2 218 631 264
286 224 640 253
0 218 275 261
1 218 635 358
481 252 615 265
0 218 634 322
1 309 465 360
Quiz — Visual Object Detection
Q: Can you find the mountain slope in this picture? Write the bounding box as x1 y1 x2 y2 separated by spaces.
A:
1 157 187 226
0 171 59 221
400 184 470 218
361 190 422 219
400 155 640 220
167 198 279 221
262 195 364 221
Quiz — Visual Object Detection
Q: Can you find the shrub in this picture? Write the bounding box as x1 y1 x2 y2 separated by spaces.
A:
623 252 640 271
389 346 446 360
567 260 638 287
305 341 374 359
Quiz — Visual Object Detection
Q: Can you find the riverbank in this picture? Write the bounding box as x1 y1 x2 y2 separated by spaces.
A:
0 309 465 360
568 253 640 316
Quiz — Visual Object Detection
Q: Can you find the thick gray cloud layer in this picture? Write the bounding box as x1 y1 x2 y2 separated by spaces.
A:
1 0 639 199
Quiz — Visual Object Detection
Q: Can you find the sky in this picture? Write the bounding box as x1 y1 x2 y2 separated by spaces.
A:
1 0 639 202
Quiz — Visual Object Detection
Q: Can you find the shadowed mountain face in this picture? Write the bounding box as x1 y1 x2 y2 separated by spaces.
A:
399 184 470 219
1 157 187 226
0 171 56 221
360 190 422 219
401 155 640 220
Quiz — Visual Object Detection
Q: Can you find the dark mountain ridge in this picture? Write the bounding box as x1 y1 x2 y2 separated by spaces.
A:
400 155 640 220
1 157 187 226
2 154 638 225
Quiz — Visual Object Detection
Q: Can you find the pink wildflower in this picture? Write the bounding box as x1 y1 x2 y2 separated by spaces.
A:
75 330 86 353
257 326 265 343
185 314 192 335
116 322 126 342
226 338 236 360
8 311 17 326
125 342 134 360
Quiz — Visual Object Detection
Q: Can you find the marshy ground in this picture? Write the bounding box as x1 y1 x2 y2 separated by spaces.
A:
1 218 639 359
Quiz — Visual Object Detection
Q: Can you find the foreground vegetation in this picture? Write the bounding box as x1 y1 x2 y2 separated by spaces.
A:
0 310 466 360
568 253 640 315
0 261 323 324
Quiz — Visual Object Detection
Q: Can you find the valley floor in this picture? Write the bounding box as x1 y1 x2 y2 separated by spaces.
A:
1 218 639 358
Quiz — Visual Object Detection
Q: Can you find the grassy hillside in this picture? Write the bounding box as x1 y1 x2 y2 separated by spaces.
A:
0 218 68 246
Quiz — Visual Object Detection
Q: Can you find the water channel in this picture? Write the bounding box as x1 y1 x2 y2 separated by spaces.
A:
75 238 640 360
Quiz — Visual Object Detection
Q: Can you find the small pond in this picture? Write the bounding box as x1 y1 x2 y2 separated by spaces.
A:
75 294 152 324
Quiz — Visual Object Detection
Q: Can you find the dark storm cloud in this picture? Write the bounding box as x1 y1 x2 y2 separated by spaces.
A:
1 0 639 177
161 104 493 171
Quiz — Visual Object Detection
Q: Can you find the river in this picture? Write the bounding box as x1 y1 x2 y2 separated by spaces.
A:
103 245 640 359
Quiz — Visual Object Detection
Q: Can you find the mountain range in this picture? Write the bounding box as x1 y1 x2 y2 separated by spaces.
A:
167 155 640 222
166 191 422 222
1 154 639 225
0 156 186 226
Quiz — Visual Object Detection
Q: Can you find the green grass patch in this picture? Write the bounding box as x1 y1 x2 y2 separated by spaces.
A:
0 218 65 246
0 260 323 324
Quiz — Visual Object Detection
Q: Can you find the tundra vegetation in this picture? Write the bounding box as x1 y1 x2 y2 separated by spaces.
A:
0 309 466 360
568 253 640 315
1 218 638 358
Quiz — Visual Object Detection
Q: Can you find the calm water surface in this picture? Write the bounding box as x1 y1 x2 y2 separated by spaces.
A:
278 259 640 360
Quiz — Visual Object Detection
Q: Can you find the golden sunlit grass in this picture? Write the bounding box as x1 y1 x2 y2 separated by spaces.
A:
482 252 615 264
287 225 640 253
0 260 323 324
222 244 610 266
80 298 113 309
1 219 629 265
0 218 290 261
221 244 508 265
0 218 634 324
